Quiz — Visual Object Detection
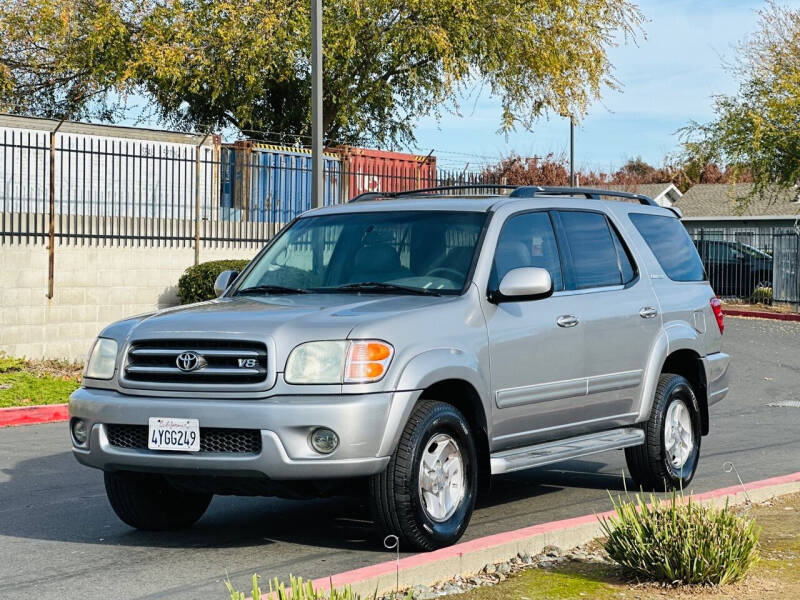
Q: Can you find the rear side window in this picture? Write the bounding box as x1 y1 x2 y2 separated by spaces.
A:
557 211 624 289
629 213 706 281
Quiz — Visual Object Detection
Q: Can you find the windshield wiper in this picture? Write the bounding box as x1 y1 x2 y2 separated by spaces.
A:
236 284 310 295
330 282 442 296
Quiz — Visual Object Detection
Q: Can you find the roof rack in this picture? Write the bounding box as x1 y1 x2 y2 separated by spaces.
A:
349 184 518 202
348 184 659 208
509 186 658 207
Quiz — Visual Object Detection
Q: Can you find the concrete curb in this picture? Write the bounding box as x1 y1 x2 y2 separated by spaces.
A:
0 403 69 427
311 471 800 597
725 308 800 322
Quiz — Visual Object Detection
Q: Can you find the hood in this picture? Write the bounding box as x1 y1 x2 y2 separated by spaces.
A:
110 293 455 365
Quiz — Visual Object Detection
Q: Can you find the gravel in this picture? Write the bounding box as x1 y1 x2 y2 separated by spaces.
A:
379 542 615 600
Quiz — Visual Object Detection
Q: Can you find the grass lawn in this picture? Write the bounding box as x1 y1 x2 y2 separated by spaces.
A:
0 355 82 408
448 493 800 600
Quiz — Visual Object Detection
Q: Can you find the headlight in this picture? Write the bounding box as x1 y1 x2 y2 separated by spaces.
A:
285 340 393 384
84 338 118 380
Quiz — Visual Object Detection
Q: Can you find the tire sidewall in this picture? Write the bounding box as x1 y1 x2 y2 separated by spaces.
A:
657 378 701 487
407 407 477 545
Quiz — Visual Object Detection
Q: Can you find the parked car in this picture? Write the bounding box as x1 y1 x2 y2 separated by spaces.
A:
69 186 730 551
693 239 773 297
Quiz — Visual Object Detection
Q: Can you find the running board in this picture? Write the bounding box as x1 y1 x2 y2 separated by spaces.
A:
490 428 645 475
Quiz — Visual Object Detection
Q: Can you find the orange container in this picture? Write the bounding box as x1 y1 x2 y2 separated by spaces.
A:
332 146 437 200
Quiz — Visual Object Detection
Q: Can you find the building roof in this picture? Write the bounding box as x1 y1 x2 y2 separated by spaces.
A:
0 113 211 145
593 183 682 207
676 183 800 218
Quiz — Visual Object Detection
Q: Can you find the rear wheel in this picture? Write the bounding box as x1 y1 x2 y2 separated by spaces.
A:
369 400 477 551
104 471 212 530
626 373 701 491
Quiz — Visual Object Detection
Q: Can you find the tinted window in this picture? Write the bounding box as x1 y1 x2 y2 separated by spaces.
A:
237 211 486 294
558 211 623 289
630 213 706 281
610 224 637 283
490 212 564 291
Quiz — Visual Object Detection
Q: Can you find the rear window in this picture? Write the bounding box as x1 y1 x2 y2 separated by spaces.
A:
629 213 706 282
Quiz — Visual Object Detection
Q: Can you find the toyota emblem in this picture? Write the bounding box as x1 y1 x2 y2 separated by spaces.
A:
176 351 205 372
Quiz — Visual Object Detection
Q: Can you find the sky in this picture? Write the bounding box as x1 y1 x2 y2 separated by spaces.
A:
411 0 776 172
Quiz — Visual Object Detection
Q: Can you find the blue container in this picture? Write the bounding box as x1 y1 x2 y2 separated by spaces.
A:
220 144 341 224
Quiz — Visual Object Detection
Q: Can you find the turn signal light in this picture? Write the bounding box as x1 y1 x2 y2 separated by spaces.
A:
345 341 393 383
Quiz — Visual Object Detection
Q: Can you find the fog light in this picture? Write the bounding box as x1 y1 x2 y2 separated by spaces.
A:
310 428 339 454
71 418 88 445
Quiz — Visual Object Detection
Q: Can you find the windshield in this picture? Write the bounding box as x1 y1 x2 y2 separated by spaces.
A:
235 210 487 296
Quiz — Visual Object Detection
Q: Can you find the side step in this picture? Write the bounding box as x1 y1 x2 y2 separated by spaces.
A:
490 428 645 475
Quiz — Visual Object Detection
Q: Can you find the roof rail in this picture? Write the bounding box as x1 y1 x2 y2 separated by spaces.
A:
509 186 658 207
348 184 665 210
349 184 517 202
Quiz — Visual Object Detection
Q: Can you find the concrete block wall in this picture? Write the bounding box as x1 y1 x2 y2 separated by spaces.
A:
0 243 258 361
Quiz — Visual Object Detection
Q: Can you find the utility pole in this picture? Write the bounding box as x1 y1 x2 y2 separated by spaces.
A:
569 119 575 187
311 0 323 208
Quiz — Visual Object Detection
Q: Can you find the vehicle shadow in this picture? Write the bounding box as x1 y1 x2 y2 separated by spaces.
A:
0 449 631 553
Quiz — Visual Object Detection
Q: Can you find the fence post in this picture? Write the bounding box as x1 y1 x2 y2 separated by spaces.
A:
194 132 211 266
47 118 66 299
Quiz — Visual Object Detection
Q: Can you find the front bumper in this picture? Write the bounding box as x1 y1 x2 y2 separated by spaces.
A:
702 351 730 407
69 387 396 479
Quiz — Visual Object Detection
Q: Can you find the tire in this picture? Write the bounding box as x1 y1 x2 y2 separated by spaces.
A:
369 400 478 551
625 373 702 491
104 471 212 531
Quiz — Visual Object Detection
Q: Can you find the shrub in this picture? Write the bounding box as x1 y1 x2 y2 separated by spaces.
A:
600 492 759 585
176 259 249 304
226 575 364 600
750 286 773 305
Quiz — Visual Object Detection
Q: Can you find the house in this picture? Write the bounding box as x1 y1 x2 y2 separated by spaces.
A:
594 183 683 208
675 183 800 246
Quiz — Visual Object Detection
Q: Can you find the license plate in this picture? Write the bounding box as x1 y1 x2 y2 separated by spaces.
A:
148 417 200 452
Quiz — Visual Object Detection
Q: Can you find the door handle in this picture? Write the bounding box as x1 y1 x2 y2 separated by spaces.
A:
639 307 658 319
556 315 580 328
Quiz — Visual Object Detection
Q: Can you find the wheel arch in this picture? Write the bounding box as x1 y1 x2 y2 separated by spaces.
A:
417 379 492 495
661 349 709 436
638 325 709 435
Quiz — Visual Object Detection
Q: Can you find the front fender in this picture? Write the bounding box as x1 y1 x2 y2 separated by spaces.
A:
375 349 490 457
636 322 704 422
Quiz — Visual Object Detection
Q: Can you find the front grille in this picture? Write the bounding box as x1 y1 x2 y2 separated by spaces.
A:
106 424 262 454
124 339 268 385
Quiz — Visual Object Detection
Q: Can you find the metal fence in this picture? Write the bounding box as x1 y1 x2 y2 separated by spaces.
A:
0 128 499 249
690 229 800 307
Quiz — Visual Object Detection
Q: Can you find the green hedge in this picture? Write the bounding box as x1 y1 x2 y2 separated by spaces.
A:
177 259 249 304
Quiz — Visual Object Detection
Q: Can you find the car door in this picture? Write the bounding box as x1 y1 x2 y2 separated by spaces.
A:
552 210 661 429
484 210 588 451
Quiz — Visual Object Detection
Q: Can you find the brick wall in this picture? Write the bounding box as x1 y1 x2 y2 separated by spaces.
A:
0 244 257 361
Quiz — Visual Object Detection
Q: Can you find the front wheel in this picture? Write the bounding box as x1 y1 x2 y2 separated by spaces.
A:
625 373 702 491
104 471 212 530
369 400 477 551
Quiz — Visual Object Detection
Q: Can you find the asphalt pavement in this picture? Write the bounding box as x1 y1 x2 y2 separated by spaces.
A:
1 316 799 600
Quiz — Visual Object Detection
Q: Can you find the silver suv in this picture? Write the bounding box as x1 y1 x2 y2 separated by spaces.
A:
69 186 730 551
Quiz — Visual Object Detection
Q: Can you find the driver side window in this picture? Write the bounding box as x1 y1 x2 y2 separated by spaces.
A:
490 212 564 292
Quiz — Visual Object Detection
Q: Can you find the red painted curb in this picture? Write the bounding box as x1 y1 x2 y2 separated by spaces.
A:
724 307 800 322
0 403 69 427
311 471 800 592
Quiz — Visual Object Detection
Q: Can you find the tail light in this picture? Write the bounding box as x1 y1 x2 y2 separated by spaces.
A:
710 297 724 334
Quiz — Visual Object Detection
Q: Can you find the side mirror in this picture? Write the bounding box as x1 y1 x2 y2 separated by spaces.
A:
213 270 239 297
489 267 553 303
